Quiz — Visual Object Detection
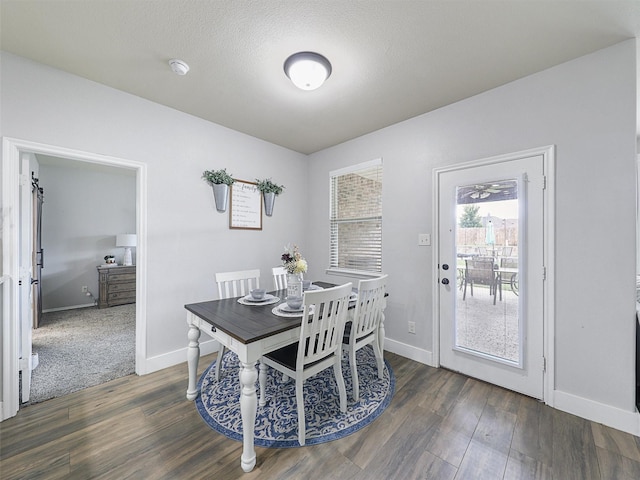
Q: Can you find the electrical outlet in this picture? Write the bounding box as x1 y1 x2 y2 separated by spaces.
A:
81 285 88 293
418 233 431 246
408 321 416 334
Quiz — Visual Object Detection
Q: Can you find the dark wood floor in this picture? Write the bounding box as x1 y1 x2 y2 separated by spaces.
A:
1 352 639 479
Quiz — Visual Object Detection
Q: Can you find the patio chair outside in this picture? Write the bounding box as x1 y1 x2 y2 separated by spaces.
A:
463 257 498 305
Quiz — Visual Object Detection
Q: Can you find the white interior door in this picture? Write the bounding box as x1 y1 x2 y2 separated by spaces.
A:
19 155 34 403
437 153 545 399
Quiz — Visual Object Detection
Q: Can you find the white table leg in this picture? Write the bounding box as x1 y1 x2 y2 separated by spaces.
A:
186 321 201 401
258 361 267 407
239 360 258 472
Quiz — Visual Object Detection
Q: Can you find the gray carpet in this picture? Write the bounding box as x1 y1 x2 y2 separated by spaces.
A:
28 304 135 404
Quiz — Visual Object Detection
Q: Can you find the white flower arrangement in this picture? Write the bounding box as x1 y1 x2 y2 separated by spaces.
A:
281 244 307 274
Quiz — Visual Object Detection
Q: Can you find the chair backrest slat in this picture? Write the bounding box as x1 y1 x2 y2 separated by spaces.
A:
215 269 261 299
272 266 288 291
297 283 352 369
466 258 495 285
352 275 388 340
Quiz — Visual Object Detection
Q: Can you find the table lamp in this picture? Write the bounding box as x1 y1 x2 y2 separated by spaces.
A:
116 233 137 266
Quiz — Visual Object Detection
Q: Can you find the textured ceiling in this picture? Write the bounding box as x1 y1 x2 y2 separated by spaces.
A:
1 1 639 154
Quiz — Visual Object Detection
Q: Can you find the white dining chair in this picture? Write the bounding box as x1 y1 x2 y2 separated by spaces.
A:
342 274 388 401
259 282 352 446
271 266 288 291
214 269 261 381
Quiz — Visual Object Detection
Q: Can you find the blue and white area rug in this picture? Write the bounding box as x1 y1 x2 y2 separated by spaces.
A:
195 345 395 448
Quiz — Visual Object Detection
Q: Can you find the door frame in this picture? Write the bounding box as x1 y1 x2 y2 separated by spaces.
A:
1 137 148 421
432 145 555 405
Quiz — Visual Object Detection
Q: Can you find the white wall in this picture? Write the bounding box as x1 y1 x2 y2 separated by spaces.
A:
307 41 637 421
0 52 308 364
1 40 637 432
39 162 136 310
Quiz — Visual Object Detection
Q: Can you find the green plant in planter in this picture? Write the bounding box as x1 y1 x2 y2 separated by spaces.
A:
202 169 235 186
255 178 285 195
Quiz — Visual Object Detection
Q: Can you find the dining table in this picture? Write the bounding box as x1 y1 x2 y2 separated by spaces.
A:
184 281 384 473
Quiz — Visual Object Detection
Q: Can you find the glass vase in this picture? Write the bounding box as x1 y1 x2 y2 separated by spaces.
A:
286 273 303 299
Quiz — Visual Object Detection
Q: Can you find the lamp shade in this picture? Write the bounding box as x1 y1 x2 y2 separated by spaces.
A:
116 234 136 266
116 234 137 247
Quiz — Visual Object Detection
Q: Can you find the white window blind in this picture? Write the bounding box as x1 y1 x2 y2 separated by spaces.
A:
329 158 383 274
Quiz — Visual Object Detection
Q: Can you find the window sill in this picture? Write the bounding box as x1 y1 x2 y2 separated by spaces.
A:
325 268 382 280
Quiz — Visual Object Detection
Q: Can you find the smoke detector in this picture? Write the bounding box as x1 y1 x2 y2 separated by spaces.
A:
169 59 189 76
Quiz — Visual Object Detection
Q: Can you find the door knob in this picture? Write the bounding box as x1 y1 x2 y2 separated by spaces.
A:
441 278 450 285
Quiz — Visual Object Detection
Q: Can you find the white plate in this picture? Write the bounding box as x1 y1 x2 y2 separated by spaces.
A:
243 293 276 303
278 303 304 313
305 284 323 291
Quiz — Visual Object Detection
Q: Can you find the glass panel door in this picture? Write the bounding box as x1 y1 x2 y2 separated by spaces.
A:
437 152 545 399
455 179 521 366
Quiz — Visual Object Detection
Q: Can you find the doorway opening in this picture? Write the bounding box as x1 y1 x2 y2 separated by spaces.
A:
2 137 147 420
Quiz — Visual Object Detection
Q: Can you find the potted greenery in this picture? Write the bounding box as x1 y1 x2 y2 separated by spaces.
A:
255 178 285 216
203 169 235 212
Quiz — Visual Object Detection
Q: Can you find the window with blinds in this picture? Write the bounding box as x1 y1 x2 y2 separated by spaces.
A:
329 158 383 274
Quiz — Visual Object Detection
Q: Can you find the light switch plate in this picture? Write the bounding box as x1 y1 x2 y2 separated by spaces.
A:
418 233 431 246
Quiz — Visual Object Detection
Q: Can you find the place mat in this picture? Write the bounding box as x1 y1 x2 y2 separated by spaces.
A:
195 345 395 448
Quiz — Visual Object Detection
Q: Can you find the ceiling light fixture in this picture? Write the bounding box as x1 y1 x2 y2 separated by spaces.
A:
284 52 332 91
169 59 190 75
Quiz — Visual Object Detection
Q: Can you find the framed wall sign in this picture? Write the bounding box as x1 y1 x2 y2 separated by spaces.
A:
229 180 262 230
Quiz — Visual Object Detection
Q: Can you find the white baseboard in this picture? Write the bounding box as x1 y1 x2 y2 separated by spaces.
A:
383 341 640 437
43 303 95 313
141 336 435 375
553 390 640 436
384 338 434 367
132 336 640 438
142 339 220 375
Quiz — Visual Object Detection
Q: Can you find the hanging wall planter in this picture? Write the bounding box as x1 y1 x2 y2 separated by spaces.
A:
202 169 235 213
263 192 276 216
212 183 229 212
256 178 285 217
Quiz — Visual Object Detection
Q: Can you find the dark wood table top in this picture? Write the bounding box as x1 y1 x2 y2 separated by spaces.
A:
185 282 338 345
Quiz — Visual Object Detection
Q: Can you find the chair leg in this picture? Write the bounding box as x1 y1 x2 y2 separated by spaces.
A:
493 279 498 305
333 359 347 413
258 362 267 407
373 341 384 380
348 346 359 401
214 345 225 381
296 379 306 446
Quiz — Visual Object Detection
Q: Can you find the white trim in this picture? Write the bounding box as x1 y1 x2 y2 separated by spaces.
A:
1 140 20 420
543 147 556 408
329 157 382 177
553 390 640 437
325 268 382 279
383 338 434 367
144 339 219 374
43 303 96 313
432 145 555 405
1 137 148 420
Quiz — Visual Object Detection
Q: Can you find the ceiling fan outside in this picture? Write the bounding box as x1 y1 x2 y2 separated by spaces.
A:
456 180 518 204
